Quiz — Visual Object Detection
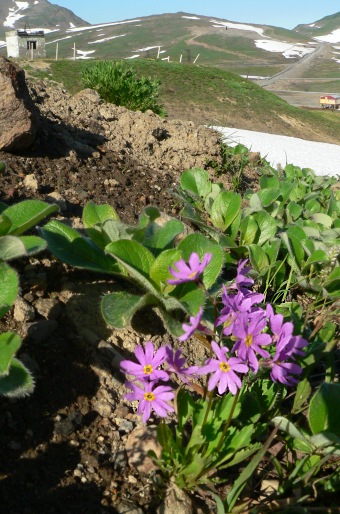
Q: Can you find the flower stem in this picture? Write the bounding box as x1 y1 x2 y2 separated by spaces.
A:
214 389 240 454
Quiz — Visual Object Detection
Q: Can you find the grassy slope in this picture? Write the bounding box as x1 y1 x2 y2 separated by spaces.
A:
24 58 340 143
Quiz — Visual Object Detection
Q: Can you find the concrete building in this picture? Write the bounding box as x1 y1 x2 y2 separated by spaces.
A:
6 30 46 59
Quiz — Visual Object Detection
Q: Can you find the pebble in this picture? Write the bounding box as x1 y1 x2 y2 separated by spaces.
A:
34 298 61 320
116 500 144 514
26 319 58 344
126 426 161 474
23 173 38 192
13 297 35 322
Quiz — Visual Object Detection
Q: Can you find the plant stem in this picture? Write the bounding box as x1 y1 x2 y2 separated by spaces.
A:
214 389 240 454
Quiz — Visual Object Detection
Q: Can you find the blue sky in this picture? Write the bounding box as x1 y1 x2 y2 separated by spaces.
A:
52 1 339 30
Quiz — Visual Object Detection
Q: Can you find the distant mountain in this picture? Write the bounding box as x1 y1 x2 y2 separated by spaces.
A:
0 0 90 39
294 11 340 41
0 5 340 79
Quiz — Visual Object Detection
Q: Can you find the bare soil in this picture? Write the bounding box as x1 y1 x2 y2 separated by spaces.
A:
0 80 265 513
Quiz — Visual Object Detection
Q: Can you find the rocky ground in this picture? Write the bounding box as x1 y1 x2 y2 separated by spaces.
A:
0 68 266 514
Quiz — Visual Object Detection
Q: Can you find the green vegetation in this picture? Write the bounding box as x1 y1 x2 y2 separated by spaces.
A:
81 60 166 115
43 58 340 142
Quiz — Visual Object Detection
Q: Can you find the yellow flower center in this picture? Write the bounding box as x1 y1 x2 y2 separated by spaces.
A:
245 334 253 347
189 271 197 279
143 364 153 375
144 392 156 402
219 361 231 372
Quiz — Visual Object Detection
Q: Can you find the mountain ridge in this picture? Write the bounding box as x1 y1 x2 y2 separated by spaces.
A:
0 3 340 81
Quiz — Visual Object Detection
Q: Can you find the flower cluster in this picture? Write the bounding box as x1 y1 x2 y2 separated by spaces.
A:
121 255 308 422
121 342 197 422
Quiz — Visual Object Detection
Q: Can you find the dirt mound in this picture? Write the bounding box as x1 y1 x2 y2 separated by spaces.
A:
0 79 227 513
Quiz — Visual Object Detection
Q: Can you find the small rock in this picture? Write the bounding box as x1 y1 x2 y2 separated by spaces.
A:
24 173 38 192
13 297 35 322
34 298 62 320
156 484 193 514
92 400 112 418
45 191 66 211
116 500 144 514
26 320 58 343
113 449 128 471
126 426 161 474
117 419 134 434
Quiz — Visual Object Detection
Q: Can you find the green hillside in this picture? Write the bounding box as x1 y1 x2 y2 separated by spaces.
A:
24 58 340 144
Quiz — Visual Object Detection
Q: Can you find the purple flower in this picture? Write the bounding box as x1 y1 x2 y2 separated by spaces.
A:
270 360 303 386
216 288 264 336
232 312 272 373
228 259 254 293
167 252 212 285
120 341 169 382
125 381 174 423
197 341 248 395
165 346 198 383
179 307 205 341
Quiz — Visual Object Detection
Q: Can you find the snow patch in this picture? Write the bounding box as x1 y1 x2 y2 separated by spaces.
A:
210 19 266 37
182 16 200 20
88 34 126 44
66 20 140 33
126 54 140 59
0 40 7 48
46 35 72 45
70 22 76 28
15 2 29 9
133 45 162 52
214 126 340 177
314 29 340 43
255 40 313 58
76 49 96 59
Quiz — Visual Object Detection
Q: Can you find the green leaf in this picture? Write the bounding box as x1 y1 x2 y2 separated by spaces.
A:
287 201 303 221
101 291 157 329
291 379 312 414
280 232 305 271
83 201 119 228
210 191 241 231
3 200 58 236
180 168 212 198
240 215 258 245
0 358 34 397
272 416 312 453
257 187 281 207
143 219 184 252
311 213 333 228
177 233 224 289
247 244 269 274
304 249 330 268
0 235 27 261
0 262 19 318
40 220 120 274
149 249 181 289
0 332 21 375
19 236 47 256
172 281 205 315
309 383 340 437
253 211 277 245
106 239 155 275
0 214 12 236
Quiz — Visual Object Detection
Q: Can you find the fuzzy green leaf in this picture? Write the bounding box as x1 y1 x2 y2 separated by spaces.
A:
210 191 241 231
3 200 58 236
149 249 181 289
0 358 34 397
0 262 19 318
83 201 119 228
0 332 21 375
309 383 340 437
40 220 120 274
253 211 277 245
0 235 27 261
101 291 157 329
180 168 212 198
